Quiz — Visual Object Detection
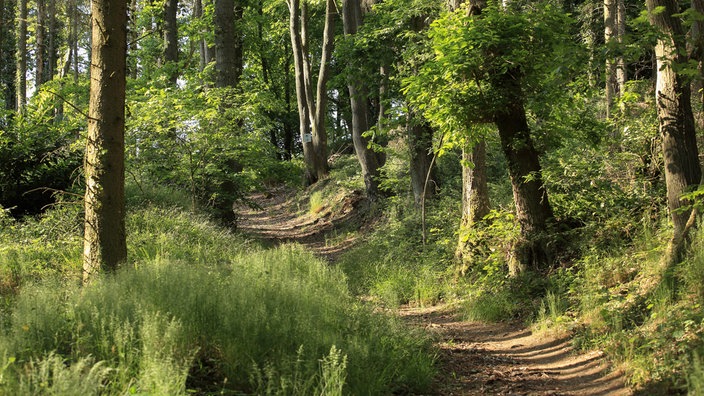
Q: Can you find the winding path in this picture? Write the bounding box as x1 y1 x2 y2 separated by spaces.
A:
236 188 631 395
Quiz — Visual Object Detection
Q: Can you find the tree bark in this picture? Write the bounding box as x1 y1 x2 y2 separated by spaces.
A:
452 0 492 269
616 0 626 99
83 0 128 282
47 0 57 80
16 0 26 111
307 0 335 181
647 0 702 263
408 115 435 204
342 0 382 200
287 0 314 183
36 0 46 87
455 140 491 271
494 70 555 273
604 0 616 119
163 0 179 85
214 0 243 88
287 0 333 183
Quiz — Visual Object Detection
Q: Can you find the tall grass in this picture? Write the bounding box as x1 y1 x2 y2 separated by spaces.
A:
0 182 435 395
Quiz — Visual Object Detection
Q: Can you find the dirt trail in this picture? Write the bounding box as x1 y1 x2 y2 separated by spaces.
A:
235 188 631 396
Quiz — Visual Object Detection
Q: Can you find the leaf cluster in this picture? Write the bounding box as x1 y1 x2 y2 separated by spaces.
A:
404 1 582 141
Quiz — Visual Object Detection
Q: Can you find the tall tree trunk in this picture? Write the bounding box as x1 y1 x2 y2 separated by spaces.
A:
16 0 26 111
288 0 334 183
72 0 80 81
408 115 435 205
604 0 616 119
647 0 702 264
690 0 704 129
47 0 57 79
453 0 491 268
83 0 128 282
36 0 46 87
307 0 335 181
616 0 626 99
287 0 315 183
194 0 206 72
214 0 243 88
455 140 491 271
342 0 382 200
163 0 179 85
494 70 555 273
284 51 294 161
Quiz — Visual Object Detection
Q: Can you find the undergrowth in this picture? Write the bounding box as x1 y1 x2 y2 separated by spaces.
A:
0 179 435 395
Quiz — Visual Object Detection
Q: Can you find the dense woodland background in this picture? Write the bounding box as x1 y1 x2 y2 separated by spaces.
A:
2 0 704 394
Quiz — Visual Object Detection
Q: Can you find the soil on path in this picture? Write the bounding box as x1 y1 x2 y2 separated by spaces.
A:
235 188 631 396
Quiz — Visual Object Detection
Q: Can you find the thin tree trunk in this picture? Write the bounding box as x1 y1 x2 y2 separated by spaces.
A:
47 0 57 79
604 0 616 119
36 0 46 87
690 0 704 129
647 0 702 264
0 0 5 107
616 0 626 101
342 0 381 200
73 0 81 82
194 0 206 72
284 51 294 161
16 0 26 111
163 0 179 85
83 0 128 281
408 115 435 204
309 0 335 180
287 0 315 183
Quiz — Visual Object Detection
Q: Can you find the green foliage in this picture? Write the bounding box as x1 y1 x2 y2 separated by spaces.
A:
127 85 303 218
0 79 86 216
404 0 581 141
338 194 458 308
0 186 435 395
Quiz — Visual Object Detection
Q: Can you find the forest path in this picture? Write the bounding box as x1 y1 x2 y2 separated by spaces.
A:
235 188 630 396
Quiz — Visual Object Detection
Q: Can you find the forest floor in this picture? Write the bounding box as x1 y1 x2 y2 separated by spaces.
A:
235 188 631 396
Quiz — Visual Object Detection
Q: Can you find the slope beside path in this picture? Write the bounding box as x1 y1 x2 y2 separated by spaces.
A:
235 188 631 396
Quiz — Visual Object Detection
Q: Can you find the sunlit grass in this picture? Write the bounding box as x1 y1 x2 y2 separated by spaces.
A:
0 182 435 395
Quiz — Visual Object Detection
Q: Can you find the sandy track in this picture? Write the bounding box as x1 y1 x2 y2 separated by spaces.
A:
236 188 631 395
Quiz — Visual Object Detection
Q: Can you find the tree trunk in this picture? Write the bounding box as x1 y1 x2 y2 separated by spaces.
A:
604 0 616 119
288 0 333 183
214 0 243 88
284 51 294 161
163 0 179 85
455 140 491 271
452 0 492 269
72 0 80 81
36 0 46 87
342 0 382 200
690 0 704 129
307 0 335 181
83 0 128 282
494 70 555 273
616 0 626 99
647 0 702 263
47 0 57 80
16 0 26 111
408 115 435 204
287 0 315 183
194 0 206 72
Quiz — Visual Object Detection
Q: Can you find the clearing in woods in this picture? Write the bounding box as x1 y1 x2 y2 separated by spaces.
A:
236 188 630 396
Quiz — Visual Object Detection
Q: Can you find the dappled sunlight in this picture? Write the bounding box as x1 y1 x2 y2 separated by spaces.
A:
401 305 630 395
